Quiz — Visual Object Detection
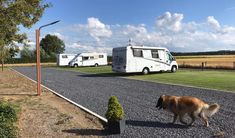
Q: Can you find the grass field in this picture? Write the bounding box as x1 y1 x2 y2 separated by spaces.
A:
129 70 235 92
58 66 113 74
176 55 235 69
57 66 235 92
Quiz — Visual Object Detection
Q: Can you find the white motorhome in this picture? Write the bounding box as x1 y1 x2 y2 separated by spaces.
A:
112 46 178 74
57 54 76 66
68 53 108 67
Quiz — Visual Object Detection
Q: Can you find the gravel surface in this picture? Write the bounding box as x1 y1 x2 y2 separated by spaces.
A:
13 67 235 138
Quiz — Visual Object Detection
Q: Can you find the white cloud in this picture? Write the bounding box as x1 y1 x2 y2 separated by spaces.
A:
66 42 112 54
220 26 235 34
207 16 221 30
123 24 151 41
75 17 112 42
42 13 235 54
51 32 65 40
156 12 184 32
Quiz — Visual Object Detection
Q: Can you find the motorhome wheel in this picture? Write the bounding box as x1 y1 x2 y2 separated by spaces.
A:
171 66 177 73
142 68 149 75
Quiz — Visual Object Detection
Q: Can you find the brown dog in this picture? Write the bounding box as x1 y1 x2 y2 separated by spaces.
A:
156 95 220 127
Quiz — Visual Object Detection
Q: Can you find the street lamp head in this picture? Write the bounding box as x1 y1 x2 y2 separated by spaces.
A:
39 20 60 30
49 20 60 25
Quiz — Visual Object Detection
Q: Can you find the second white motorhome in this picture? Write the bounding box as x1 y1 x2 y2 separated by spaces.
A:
69 53 108 67
112 46 178 74
57 54 76 66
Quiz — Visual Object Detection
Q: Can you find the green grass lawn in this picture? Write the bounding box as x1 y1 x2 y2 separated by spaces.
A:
56 66 235 92
57 66 113 74
129 70 235 92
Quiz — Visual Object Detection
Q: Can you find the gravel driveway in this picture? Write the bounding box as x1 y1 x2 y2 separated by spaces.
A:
13 67 235 137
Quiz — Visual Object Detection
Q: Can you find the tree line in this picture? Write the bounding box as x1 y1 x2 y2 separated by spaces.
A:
171 50 235 56
18 34 65 63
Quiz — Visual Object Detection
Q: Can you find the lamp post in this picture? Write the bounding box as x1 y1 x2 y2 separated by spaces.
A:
36 20 60 96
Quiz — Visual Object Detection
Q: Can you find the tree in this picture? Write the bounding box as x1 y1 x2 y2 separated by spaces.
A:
0 0 49 70
40 34 65 57
0 41 10 71
20 46 35 62
9 45 20 58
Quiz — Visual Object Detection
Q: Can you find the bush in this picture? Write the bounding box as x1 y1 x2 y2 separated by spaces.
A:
0 103 17 123
105 96 124 122
0 102 18 138
0 123 17 138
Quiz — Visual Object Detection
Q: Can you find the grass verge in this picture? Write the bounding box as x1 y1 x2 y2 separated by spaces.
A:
57 66 113 74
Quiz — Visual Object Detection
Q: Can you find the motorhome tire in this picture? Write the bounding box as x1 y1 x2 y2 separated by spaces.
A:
171 66 177 73
142 68 149 75
74 64 78 68
95 63 98 67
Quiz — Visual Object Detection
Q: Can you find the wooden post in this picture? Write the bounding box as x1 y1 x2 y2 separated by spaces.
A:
1 59 3 72
36 29 41 96
201 62 204 71
233 62 235 69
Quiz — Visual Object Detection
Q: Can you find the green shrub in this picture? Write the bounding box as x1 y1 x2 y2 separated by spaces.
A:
0 103 17 123
105 96 124 121
0 123 17 138
0 102 18 138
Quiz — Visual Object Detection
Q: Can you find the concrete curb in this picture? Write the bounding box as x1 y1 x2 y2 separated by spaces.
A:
10 68 108 123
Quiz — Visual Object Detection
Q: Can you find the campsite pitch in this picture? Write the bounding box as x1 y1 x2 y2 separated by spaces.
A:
13 67 235 137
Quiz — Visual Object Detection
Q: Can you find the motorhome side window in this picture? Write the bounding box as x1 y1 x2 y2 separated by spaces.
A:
62 55 68 58
151 50 159 58
133 49 143 57
99 55 104 58
82 56 89 60
90 56 94 59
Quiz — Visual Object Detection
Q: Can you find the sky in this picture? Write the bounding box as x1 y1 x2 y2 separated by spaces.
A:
20 0 235 54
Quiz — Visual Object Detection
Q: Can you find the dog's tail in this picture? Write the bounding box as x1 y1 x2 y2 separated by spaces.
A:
202 103 220 117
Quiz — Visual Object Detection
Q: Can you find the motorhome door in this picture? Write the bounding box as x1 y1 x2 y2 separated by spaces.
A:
158 50 167 70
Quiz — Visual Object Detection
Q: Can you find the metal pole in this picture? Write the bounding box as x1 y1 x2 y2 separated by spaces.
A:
35 20 60 96
36 29 41 96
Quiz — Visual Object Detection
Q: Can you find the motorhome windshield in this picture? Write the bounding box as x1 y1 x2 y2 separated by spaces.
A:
166 51 175 61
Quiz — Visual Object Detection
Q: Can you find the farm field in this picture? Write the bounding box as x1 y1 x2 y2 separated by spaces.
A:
176 55 235 69
4 62 56 67
56 66 235 92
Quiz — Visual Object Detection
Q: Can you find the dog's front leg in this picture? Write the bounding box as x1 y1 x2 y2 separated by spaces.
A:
189 113 196 126
200 114 209 127
172 113 178 124
179 114 188 125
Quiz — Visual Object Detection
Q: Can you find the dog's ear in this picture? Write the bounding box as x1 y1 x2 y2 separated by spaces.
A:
156 95 164 110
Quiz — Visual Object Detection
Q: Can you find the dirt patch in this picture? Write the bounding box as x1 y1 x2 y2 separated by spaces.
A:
0 69 105 138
